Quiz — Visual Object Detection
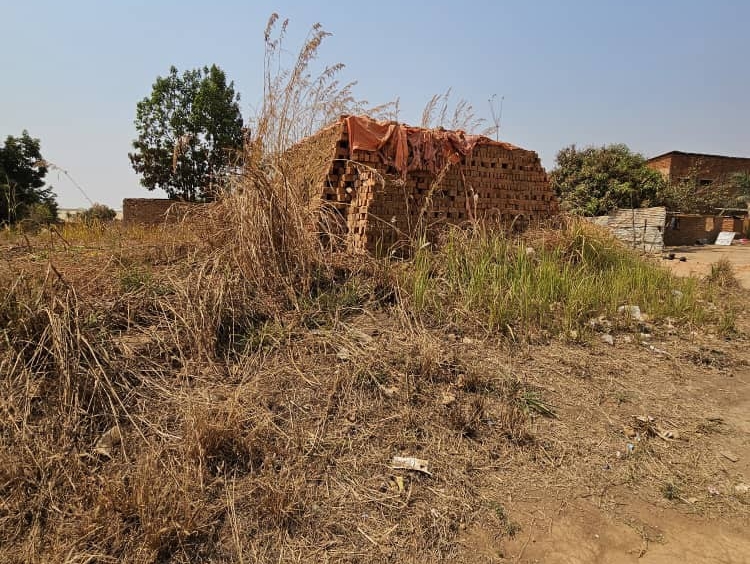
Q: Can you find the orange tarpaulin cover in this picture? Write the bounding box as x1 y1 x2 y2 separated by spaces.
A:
345 115 516 177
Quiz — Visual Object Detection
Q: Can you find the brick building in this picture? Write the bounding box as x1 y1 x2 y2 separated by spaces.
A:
286 115 559 253
647 151 750 187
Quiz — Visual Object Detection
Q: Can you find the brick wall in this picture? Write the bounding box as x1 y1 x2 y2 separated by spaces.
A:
663 214 746 246
296 117 559 253
122 198 197 225
648 152 750 186
646 154 672 179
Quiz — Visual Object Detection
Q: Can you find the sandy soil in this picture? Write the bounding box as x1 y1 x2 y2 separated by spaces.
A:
664 244 750 288
460 321 750 563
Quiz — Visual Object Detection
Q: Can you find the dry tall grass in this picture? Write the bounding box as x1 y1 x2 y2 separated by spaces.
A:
0 13 742 564
0 211 740 563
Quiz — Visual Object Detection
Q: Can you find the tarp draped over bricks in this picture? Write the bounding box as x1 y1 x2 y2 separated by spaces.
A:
286 115 559 253
345 116 515 177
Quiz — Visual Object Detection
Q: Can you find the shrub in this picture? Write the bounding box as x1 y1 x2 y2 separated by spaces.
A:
23 202 56 228
81 203 117 224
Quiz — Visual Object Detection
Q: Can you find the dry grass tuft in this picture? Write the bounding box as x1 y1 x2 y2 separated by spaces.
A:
707 257 739 288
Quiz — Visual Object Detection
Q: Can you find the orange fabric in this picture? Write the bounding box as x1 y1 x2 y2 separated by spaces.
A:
345 115 517 177
346 116 409 172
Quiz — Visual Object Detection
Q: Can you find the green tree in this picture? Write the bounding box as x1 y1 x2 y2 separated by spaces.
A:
81 203 117 224
727 171 750 208
656 170 732 214
129 65 244 201
0 131 58 224
550 144 665 216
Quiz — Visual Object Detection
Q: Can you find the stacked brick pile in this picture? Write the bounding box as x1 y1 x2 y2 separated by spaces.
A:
122 198 197 226
288 115 559 253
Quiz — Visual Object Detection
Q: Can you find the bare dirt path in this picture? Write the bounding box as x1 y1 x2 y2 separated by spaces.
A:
665 244 750 288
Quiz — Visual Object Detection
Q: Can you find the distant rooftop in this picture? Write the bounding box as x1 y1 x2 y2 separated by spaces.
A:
648 150 750 162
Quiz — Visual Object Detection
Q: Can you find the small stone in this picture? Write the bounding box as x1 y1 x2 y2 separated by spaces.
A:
620 335 634 344
93 427 122 458
441 392 457 406
461 337 474 345
349 329 373 344
618 305 643 321
601 334 614 346
734 483 749 494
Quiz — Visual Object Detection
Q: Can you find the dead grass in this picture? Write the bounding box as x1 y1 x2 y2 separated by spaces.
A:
1 211 748 562
0 13 748 564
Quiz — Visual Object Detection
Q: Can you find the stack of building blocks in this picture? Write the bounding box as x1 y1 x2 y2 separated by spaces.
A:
287 115 559 253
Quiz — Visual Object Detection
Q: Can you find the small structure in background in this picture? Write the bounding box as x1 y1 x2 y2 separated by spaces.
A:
286 115 559 253
663 211 747 246
57 208 86 222
57 207 123 222
647 151 750 188
590 207 666 253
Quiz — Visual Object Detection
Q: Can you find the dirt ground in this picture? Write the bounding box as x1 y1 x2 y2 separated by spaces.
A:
665 244 750 289
461 319 750 563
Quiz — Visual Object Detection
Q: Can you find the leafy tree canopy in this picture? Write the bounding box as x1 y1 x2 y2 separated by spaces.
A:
129 65 244 201
81 203 117 224
728 171 750 207
0 131 58 224
550 144 665 216
656 175 731 215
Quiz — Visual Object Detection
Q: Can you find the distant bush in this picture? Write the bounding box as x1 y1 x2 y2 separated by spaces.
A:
81 203 117 224
17 202 57 232
25 202 56 225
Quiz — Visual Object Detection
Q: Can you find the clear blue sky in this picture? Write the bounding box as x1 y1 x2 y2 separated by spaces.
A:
2 0 749 208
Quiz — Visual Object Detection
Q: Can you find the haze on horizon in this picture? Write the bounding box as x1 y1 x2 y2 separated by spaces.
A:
2 0 748 209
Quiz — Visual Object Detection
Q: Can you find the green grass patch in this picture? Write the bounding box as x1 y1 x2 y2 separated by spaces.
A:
401 221 705 336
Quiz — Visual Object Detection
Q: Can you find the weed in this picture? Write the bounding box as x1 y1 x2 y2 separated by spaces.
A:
613 390 634 406
517 390 557 419
718 305 738 338
488 502 522 539
707 258 738 288
120 265 152 292
0 13 737 563
661 481 681 501
240 319 287 354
